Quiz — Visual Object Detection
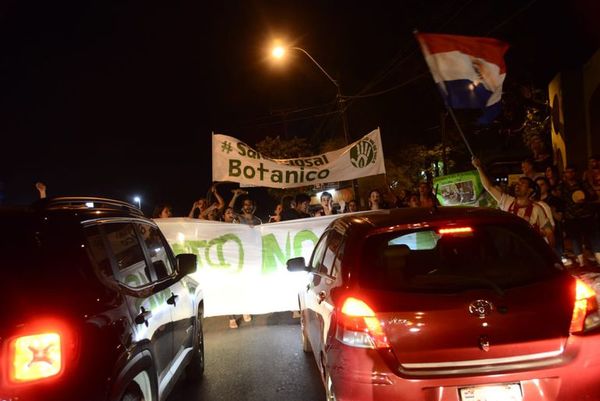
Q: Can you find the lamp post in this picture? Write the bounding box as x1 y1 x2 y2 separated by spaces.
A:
133 196 141 209
271 45 359 202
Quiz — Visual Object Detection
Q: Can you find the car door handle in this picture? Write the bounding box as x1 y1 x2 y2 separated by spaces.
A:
135 307 152 326
317 291 326 304
167 292 179 307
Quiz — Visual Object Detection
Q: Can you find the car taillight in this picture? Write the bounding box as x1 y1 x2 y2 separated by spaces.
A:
438 226 473 235
4 319 75 386
570 279 600 334
335 297 390 349
8 332 63 383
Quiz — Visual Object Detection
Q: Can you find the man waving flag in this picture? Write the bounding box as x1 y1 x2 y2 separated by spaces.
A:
416 32 509 125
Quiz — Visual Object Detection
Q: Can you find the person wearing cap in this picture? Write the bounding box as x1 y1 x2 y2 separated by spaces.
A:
473 157 554 246
557 164 600 267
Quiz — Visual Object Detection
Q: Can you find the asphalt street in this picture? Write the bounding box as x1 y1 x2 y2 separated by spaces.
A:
166 312 326 401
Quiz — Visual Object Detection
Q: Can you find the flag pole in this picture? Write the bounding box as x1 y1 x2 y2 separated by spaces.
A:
414 30 475 158
445 105 475 158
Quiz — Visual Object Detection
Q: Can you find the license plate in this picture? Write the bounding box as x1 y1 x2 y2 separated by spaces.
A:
459 383 522 401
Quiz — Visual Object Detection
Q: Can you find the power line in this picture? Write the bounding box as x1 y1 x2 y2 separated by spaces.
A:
342 72 428 99
486 0 538 35
350 0 477 99
344 0 537 102
217 0 542 134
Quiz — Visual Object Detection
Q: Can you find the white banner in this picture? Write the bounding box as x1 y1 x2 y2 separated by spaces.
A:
156 216 341 317
212 128 386 188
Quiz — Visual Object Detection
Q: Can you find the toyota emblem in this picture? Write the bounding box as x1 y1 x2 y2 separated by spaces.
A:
468 299 494 318
479 335 490 352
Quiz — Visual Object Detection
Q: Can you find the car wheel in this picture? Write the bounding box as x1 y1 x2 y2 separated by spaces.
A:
325 371 336 401
121 385 144 401
185 311 205 380
300 312 312 353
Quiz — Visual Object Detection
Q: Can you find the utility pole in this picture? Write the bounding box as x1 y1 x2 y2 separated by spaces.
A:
337 87 360 204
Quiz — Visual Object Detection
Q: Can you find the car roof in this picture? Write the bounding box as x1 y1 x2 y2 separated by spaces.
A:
331 206 525 234
0 196 147 226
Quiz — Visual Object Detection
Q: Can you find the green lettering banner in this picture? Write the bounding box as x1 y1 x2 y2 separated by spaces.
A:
212 129 386 188
156 216 339 317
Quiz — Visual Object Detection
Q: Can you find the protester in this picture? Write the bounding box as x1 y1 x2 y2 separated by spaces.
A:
152 203 173 218
229 188 262 225
268 203 283 223
521 158 542 181
198 184 225 220
294 193 312 218
314 191 337 216
583 155 600 199
35 182 47 199
221 206 239 223
536 177 566 260
343 199 358 213
545 165 562 191
528 135 552 172
225 189 255 326
280 195 300 221
407 193 420 208
473 157 554 246
557 164 600 267
188 198 208 218
367 189 386 210
418 182 438 208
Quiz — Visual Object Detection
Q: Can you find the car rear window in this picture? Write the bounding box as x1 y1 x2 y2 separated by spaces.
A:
359 223 560 293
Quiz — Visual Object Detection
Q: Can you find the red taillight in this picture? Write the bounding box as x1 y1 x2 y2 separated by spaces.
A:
570 279 599 333
4 320 74 385
336 297 390 349
8 332 63 383
438 226 473 235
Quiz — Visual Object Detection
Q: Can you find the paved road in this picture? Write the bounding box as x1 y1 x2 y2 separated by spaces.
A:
167 312 326 401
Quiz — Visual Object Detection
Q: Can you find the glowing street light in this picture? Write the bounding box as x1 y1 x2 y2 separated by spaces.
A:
272 46 286 59
270 41 358 200
133 196 141 209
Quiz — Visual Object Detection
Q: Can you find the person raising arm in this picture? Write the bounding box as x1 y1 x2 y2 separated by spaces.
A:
473 157 554 247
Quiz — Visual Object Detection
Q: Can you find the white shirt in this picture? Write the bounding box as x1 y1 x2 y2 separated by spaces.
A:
498 193 552 233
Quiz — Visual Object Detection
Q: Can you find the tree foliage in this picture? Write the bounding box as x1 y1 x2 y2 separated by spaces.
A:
255 135 316 202
255 135 315 159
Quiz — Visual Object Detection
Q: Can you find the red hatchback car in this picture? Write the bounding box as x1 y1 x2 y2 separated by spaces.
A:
287 207 600 401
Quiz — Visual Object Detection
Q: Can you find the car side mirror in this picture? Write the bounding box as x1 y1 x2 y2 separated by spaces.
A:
177 253 197 276
287 257 309 272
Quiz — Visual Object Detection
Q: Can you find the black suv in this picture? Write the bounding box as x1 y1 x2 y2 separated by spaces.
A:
0 197 204 401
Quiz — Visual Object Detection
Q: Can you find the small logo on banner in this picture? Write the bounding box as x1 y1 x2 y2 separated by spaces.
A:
350 138 377 168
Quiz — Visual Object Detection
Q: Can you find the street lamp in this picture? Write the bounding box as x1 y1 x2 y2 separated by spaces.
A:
133 196 141 209
271 43 358 200
271 45 350 145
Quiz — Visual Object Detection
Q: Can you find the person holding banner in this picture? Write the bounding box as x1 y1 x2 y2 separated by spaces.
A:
473 157 554 246
188 198 208 218
229 188 262 226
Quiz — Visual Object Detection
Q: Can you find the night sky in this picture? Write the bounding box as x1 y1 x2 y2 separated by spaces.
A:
1 0 599 216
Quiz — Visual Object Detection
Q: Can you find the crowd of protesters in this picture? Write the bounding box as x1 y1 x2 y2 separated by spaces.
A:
30 150 600 330
33 151 600 271
474 155 600 268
